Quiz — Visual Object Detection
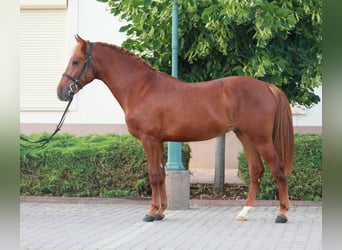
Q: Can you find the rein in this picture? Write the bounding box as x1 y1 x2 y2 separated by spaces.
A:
20 97 73 148
21 42 95 148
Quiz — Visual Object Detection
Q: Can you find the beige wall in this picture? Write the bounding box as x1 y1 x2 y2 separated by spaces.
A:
20 123 321 170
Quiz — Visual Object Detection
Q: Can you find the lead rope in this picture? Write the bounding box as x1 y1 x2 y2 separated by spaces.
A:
20 96 74 148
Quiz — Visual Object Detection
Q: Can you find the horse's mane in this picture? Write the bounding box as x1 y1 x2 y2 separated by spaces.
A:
97 42 156 71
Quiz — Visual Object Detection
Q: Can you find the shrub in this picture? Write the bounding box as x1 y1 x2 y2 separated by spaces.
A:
20 133 191 198
238 134 322 201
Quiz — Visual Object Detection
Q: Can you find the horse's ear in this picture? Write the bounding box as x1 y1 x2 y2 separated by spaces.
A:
74 34 87 52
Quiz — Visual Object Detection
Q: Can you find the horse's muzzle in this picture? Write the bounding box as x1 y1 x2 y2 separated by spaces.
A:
57 85 73 102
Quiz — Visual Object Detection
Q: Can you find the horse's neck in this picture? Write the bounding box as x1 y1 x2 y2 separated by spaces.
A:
95 45 156 112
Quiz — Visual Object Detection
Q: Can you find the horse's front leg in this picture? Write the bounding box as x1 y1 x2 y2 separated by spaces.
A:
141 137 167 222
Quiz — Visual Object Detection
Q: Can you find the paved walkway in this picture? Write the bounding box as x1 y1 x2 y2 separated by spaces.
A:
20 198 321 250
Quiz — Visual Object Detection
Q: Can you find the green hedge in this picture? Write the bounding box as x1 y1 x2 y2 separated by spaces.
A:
20 133 191 198
238 134 322 201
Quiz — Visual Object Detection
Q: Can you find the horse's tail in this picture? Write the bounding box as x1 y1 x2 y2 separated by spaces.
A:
268 84 294 176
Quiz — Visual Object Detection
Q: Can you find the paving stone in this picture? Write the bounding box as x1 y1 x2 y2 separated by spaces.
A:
20 201 321 250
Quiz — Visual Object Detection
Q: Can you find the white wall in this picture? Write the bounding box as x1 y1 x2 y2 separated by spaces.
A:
20 0 322 127
292 85 322 126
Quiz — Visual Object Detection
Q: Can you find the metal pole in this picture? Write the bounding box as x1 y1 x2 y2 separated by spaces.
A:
214 134 226 193
166 0 185 171
171 0 179 78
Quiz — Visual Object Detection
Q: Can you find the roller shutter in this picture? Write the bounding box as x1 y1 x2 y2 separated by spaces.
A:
20 1 68 110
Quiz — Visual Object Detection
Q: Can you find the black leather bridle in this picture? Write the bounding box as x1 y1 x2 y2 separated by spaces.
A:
62 42 96 98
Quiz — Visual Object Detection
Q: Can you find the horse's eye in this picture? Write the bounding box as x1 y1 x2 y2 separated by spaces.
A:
72 60 79 66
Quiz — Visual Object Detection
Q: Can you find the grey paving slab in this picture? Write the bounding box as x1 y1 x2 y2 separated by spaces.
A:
20 200 321 250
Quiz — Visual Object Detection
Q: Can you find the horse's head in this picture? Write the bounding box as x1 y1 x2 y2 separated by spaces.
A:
57 34 96 101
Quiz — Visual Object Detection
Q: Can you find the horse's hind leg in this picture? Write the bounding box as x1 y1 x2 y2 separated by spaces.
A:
255 142 290 223
235 131 264 221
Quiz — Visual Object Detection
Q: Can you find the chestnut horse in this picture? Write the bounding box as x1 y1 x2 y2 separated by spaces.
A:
57 35 294 223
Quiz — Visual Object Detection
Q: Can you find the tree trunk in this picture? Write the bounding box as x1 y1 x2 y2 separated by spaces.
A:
214 134 226 193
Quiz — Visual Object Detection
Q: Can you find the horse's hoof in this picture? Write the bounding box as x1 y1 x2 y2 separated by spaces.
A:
275 215 288 223
154 214 165 221
236 215 247 221
143 214 155 222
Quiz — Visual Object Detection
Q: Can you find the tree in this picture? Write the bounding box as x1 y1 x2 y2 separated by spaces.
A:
97 0 322 106
97 0 322 190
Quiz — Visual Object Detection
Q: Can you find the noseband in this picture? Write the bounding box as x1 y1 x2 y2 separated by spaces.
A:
62 42 96 97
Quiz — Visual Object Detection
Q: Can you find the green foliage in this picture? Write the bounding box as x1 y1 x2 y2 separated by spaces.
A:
20 133 191 197
97 0 321 107
238 134 322 201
